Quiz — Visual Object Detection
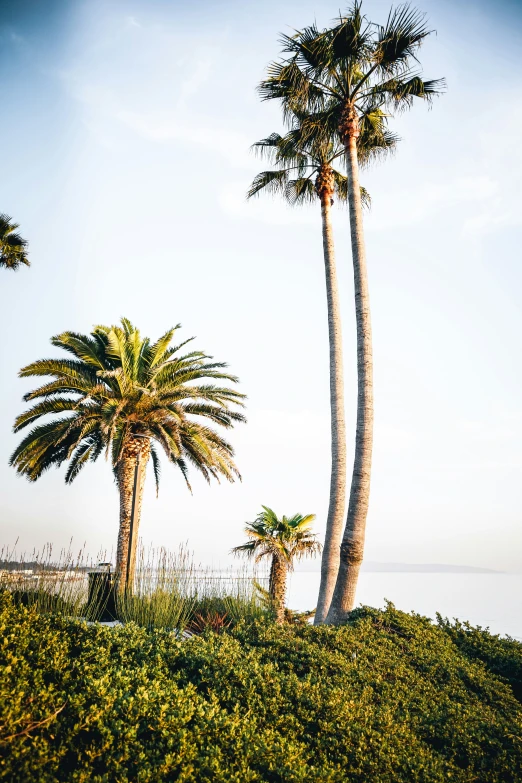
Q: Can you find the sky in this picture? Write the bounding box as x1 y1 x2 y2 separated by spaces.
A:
0 0 521 572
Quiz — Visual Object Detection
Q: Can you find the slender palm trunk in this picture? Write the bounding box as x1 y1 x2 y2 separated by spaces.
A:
269 555 287 625
115 439 150 591
315 190 347 624
326 127 374 625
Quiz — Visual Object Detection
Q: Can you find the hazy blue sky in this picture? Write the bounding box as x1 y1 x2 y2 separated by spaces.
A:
1 0 521 571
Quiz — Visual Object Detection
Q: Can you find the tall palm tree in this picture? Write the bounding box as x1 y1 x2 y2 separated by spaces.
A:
0 214 29 270
10 319 245 587
260 2 444 623
232 506 321 624
248 116 395 624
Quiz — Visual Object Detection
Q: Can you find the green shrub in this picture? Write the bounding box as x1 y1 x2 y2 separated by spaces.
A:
437 614 522 702
1 594 521 782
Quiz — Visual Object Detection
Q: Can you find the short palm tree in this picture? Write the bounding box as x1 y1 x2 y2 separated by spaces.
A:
10 319 246 587
232 506 321 624
0 214 29 270
248 114 395 625
260 2 444 623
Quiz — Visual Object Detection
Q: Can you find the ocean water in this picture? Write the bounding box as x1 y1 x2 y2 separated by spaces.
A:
287 572 522 639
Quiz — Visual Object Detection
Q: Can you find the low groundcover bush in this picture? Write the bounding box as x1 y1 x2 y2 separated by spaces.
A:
1 593 521 782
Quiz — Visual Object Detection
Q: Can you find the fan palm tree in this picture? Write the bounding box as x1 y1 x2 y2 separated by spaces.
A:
232 506 321 624
0 214 29 270
260 2 444 623
10 319 245 587
248 115 395 625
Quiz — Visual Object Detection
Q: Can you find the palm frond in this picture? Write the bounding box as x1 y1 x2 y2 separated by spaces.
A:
0 213 30 270
231 541 259 557
374 4 433 74
64 439 98 484
148 326 181 369
285 177 317 205
247 169 289 199
393 76 446 109
173 457 192 492
13 398 85 433
259 60 325 119
357 124 399 167
10 418 83 481
251 133 284 161
331 170 348 204
360 185 371 209
280 24 325 69
51 332 109 371
367 75 446 109
150 444 161 497
329 3 373 66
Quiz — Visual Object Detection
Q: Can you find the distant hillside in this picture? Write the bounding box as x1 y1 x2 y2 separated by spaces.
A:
0 561 91 573
0 561 52 572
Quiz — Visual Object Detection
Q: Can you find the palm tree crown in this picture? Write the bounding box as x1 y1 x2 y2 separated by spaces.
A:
10 318 246 490
232 506 321 568
248 110 396 207
259 2 444 149
0 213 29 270
248 126 352 207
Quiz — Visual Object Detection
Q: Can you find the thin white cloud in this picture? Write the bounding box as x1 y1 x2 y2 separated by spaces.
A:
236 408 330 448
178 59 212 107
57 32 245 166
366 175 498 232
218 180 319 226
461 209 519 240
115 109 252 166
457 412 522 443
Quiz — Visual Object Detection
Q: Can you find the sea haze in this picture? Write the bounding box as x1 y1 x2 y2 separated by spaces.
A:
287 572 522 640
294 562 502 574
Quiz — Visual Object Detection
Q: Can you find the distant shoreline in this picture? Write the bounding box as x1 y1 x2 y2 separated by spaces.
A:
1 560 510 575
295 563 505 574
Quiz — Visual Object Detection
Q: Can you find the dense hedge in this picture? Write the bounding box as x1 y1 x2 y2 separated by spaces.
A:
1 594 521 782
437 614 522 702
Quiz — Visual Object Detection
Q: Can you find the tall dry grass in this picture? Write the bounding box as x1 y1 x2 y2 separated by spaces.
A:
0 542 268 630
